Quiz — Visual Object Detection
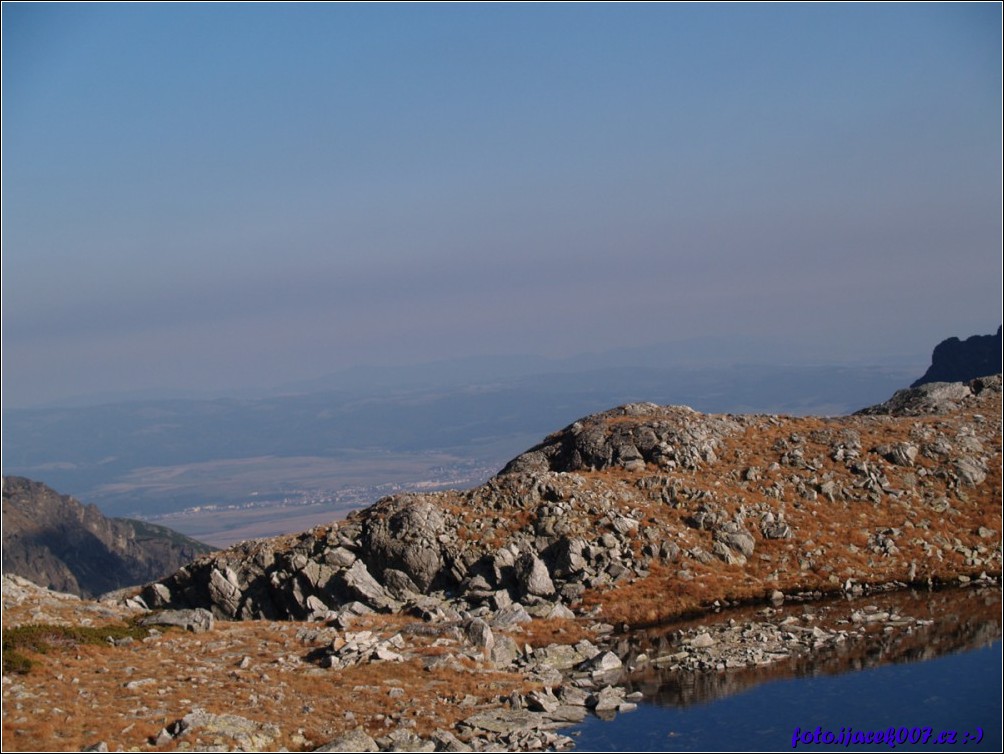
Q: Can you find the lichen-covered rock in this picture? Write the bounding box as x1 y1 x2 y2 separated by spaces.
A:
170 708 281 751
337 560 399 612
362 497 454 592
516 553 555 598
139 608 214 633
856 375 1000 416
315 727 379 752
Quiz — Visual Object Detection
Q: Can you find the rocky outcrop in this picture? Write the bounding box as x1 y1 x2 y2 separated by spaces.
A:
1 476 213 598
857 374 1000 416
500 402 741 475
912 327 1001 387
138 377 1002 629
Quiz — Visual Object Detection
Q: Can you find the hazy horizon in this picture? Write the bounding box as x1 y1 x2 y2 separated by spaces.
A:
3 4 1001 409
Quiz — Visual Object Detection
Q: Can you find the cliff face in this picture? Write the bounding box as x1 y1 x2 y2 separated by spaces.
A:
912 327 1002 387
142 376 1002 628
1 476 213 598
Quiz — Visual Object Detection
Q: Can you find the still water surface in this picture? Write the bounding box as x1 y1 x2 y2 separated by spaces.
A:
570 588 1002 752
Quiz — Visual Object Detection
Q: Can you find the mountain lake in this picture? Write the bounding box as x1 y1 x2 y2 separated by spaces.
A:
568 586 1002 752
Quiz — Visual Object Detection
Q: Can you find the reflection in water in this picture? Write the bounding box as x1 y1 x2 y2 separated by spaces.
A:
612 586 1001 708
571 586 1002 751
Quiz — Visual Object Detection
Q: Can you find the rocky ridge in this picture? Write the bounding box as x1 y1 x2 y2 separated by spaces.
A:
141 376 1001 628
911 326 1002 387
2 477 214 598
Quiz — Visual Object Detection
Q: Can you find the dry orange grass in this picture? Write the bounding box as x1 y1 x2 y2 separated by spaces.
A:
572 404 1001 627
510 617 594 648
1 612 540 752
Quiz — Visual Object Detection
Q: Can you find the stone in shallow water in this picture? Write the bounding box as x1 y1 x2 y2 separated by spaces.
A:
589 685 627 711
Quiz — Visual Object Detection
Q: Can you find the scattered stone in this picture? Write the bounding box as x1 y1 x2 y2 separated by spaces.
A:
316 727 379 752
138 608 214 633
690 632 715 648
516 554 556 598
581 651 622 672
464 618 495 653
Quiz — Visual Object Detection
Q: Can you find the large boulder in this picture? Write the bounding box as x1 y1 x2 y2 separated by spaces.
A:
361 497 455 592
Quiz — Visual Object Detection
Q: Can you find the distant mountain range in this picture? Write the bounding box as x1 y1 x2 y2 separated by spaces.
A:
1 476 213 597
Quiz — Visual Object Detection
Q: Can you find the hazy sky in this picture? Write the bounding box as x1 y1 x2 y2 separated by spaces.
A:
3 3 1001 407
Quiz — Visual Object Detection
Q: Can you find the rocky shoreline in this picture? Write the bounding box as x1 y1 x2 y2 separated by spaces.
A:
6 574 998 752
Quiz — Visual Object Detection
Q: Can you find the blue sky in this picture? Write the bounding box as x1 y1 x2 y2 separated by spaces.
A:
2 3 1001 406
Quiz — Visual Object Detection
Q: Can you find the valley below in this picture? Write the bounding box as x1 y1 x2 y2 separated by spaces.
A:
122 451 508 547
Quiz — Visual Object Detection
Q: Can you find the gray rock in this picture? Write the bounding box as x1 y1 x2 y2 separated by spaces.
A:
550 537 588 577
659 541 681 561
315 727 379 752
384 728 435 752
174 708 281 751
491 589 512 610
326 546 357 568
464 618 495 653
582 651 622 672
141 582 173 608
362 498 450 592
955 458 987 486
516 553 555 597
879 443 919 467
534 644 587 671
612 515 640 535
589 685 626 711
383 568 422 599
430 729 473 752
329 600 375 628
545 603 576 620
490 634 521 668
305 594 330 617
139 608 214 633
558 685 591 706
857 381 973 416
151 727 174 746
712 540 746 566
338 560 399 611
491 603 533 628
690 632 715 648
527 688 561 713
714 528 755 557
461 709 548 734
372 644 405 662
761 520 792 539
549 705 588 723
208 567 243 616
